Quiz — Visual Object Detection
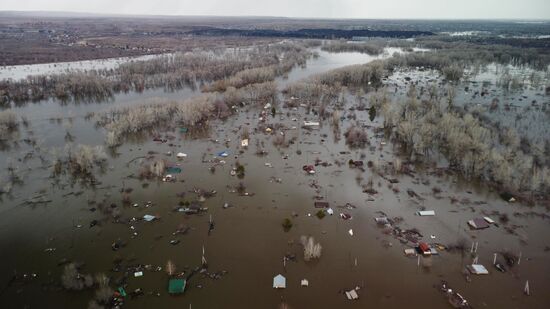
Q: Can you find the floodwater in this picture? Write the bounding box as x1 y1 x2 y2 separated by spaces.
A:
0 54 167 81
1 49 550 309
386 64 550 144
277 48 395 88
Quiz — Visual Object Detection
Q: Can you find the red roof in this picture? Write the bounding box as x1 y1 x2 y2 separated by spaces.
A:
419 242 430 252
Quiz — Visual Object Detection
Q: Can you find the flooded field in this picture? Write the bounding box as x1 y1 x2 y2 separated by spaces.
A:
0 54 168 81
1 46 550 309
386 63 550 144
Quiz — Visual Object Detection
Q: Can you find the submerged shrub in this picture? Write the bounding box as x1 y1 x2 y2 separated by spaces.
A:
0 110 18 140
344 125 369 148
316 210 326 219
369 105 377 122
61 263 94 291
442 64 464 82
94 273 113 304
282 218 293 232
166 260 176 276
105 131 120 148
0 110 18 129
235 162 245 179
142 158 166 179
66 145 107 176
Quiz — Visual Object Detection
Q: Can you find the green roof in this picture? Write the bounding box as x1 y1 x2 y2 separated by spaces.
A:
168 278 186 294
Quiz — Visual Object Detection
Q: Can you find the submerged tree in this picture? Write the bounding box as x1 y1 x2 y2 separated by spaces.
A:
0 110 18 140
282 218 293 232
61 263 94 291
369 105 376 122
300 236 322 261
166 260 176 276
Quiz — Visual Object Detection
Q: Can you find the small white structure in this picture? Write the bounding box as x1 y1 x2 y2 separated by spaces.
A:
404 248 417 256
241 139 249 147
301 279 309 287
345 289 359 300
176 152 187 159
483 216 495 224
143 214 156 222
467 264 489 275
417 210 435 216
162 174 175 182
273 274 286 289
303 121 320 126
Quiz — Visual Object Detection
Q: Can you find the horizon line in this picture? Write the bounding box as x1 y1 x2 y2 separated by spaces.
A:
1 9 549 22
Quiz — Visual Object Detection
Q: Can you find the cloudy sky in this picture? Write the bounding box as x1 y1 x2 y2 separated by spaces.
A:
1 0 549 19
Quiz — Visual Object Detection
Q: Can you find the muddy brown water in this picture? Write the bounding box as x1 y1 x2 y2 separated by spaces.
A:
1 50 550 309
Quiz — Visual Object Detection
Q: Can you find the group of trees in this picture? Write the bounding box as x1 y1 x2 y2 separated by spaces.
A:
318 38 550 86
321 39 385 55
279 41 549 199
317 60 386 88
96 79 279 147
223 81 278 107
203 65 278 92
61 263 114 309
281 58 386 118
414 36 550 70
97 95 215 145
0 41 313 105
380 85 550 199
201 43 314 93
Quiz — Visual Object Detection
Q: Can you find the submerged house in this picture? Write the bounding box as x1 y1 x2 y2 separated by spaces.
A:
314 201 329 208
345 288 359 300
273 274 286 289
468 218 490 230
417 242 431 255
417 210 435 216
466 264 489 275
168 278 186 294
303 121 320 126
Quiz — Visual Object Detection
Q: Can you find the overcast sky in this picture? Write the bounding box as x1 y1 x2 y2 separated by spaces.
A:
1 0 549 19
